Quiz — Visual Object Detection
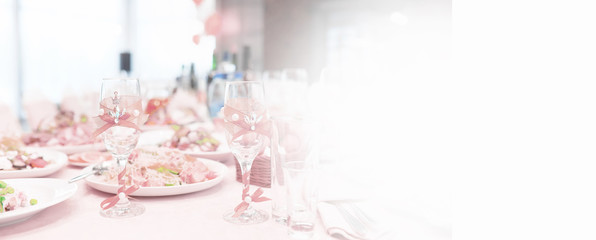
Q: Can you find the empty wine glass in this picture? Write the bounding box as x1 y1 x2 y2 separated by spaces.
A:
222 81 269 224
98 78 145 218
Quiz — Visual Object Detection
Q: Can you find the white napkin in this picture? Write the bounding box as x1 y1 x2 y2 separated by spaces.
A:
0 104 21 136
316 166 389 240
61 91 99 119
318 201 388 240
23 99 58 131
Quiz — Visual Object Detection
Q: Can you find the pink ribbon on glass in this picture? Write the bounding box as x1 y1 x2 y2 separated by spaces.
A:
233 171 271 217
91 92 146 138
222 104 271 141
222 103 271 217
100 165 140 210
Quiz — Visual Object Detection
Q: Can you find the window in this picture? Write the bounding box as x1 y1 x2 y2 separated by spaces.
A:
0 0 208 125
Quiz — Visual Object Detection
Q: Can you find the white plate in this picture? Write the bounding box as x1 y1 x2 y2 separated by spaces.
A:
0 148 67 178
138 129 232 162
0 178 78 227
43 142 105 155
84 158 227 196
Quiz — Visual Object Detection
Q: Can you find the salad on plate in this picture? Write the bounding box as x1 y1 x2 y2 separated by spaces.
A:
0 180 38 213
0 137 50 171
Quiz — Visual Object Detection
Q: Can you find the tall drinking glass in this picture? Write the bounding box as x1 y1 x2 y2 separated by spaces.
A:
271 116 320 238
98 78 145 218
222 81 269 224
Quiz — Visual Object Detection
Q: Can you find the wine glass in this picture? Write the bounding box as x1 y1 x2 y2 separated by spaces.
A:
98 78 145 218
222 81 269 224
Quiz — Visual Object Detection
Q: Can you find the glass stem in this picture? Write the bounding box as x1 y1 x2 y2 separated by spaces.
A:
239 160 253 207
114 155 129 168
114 154 130 205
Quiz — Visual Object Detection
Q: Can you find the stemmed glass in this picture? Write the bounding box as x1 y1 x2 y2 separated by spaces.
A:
98 78 145 218
222 81 269 224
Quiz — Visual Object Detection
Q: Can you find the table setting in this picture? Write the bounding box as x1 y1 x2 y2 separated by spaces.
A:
0 0 461 237
0 72 452 240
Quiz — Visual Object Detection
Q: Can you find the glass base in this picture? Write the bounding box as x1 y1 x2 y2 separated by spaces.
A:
100 202 145 219
223 208 269 224
289 222 315 240
272 214 288 226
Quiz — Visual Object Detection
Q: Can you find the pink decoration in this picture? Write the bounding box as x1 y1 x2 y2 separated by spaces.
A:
100 165 140 210
91 95 146 138
192 34 200 45
233 171 270 217
235 154 270 187
205 13 222 36
223 102 271 217
192 0 203 6
222 105 271 141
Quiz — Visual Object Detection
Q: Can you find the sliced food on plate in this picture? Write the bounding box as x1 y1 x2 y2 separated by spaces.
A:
0 178 78 227
0 137 67 178
0 137 51 171
0 180 38 213
85 147 227 196
161 126 220 153
21 110 104 154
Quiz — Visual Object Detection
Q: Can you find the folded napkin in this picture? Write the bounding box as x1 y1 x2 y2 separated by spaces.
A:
24 99 58 130
315 165 392 240
0 104 21 136
318 201 388 240
61 91 99 119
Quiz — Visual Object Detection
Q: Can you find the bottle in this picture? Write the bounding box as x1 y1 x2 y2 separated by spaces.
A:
189 63 197 90
175 65 186 92
219 51 236 74
241 45 250 72
207 73 227 118
242 45 255 81
232 52 238 72
207 53 218 92
119 52 131 77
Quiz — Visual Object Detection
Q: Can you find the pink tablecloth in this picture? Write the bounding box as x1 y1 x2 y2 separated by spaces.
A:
0 160 331 240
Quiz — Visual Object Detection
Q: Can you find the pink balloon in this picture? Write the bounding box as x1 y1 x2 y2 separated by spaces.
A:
193 0 203 6
192 34 200 45
205 13 222 36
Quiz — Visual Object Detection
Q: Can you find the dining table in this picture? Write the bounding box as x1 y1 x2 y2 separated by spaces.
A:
0 155 332 240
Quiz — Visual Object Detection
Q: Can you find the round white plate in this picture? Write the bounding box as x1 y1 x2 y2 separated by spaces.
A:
43 142 105 155
84 158 227 196
0 148 67 178
0 178 78 227
138 129 232 162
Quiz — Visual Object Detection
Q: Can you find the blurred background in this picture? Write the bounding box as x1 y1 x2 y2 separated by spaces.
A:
0 0 450 123
0 0 451 237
